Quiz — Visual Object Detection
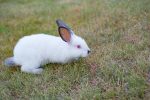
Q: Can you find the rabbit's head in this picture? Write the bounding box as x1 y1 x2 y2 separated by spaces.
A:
56 19 90 58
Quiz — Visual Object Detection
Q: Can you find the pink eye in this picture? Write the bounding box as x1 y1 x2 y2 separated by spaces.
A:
77 45 81 49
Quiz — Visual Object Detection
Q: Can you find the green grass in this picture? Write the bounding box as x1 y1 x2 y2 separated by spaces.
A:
0 0 150 99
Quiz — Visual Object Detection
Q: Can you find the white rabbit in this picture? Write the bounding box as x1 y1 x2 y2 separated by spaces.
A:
4 19 90 74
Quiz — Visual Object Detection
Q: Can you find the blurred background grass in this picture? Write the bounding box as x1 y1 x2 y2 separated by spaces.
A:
0 0 150 99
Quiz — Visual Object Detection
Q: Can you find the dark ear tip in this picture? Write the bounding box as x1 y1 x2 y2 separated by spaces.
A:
56 19 61 24
56 19 61 22
56 19 71 29
56 19 61 27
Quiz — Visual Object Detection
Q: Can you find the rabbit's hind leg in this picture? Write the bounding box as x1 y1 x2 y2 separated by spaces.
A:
21 65 43 74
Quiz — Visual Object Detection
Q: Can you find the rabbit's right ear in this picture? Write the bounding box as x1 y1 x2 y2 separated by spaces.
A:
56 19 73 42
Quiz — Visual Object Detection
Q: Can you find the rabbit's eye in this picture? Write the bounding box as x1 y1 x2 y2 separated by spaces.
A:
77 45 81 49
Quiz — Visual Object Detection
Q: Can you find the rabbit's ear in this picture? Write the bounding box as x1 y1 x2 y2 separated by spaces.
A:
58 27 71 42
56 19 73 42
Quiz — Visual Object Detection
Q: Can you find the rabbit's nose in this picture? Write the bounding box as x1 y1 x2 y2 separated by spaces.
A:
87 50 91 54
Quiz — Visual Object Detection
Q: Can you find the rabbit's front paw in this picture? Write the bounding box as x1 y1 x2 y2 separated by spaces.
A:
32 68 43 74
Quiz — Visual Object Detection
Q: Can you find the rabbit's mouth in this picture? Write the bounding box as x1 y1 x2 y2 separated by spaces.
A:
81 54 88 58
81 50 90 58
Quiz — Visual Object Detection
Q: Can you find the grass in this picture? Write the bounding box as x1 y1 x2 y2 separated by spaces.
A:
0 0 150 99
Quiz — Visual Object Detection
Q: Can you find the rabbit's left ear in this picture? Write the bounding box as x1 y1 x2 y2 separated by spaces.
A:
56 19 73 42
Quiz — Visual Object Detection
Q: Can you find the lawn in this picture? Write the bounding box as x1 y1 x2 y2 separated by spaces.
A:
0 0 150 99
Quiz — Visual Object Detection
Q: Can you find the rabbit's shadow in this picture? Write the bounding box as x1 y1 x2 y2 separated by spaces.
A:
6 58 87 74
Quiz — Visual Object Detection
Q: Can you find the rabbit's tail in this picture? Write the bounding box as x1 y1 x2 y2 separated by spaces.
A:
4 57 16 67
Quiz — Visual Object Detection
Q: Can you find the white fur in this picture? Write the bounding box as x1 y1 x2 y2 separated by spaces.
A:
13 33 90 74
